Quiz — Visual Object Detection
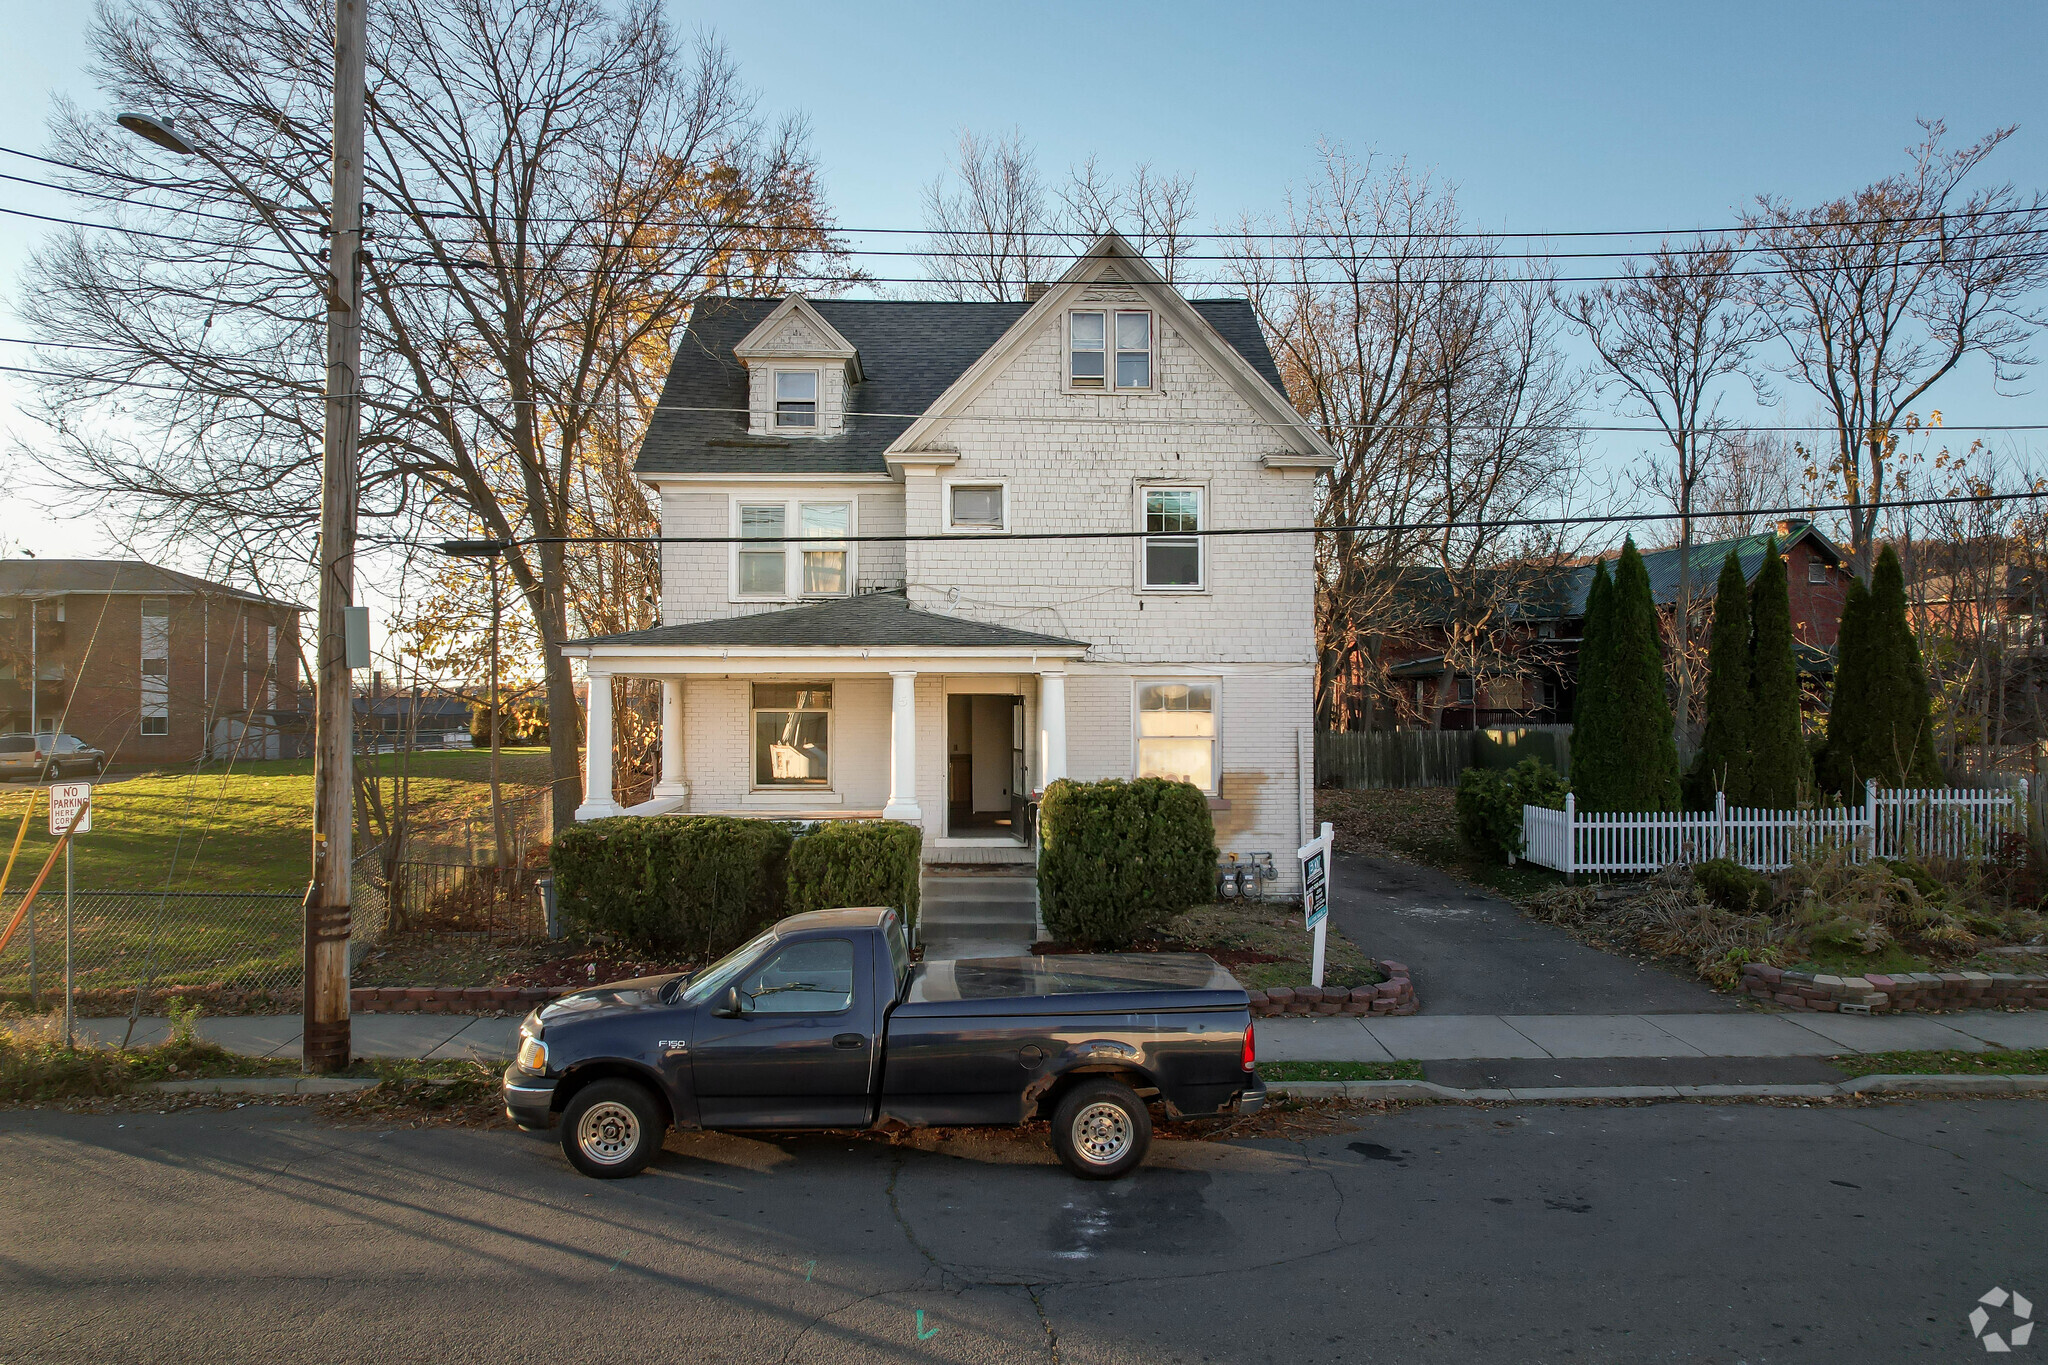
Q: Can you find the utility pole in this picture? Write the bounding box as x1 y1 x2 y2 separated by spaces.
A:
305 0 369 1073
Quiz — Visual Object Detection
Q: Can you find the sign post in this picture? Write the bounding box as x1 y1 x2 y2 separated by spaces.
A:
1298 820 1334 988
47 783 90 1048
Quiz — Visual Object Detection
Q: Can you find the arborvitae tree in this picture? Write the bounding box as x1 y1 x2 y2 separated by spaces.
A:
1691 551 1753 805
1578 540 1681 811
1569 560 1617 804
1747 537 1815 807
1867 545 1942 786
1822 573 1876 798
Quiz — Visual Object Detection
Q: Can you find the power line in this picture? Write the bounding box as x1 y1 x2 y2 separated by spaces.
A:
458 488 2048 551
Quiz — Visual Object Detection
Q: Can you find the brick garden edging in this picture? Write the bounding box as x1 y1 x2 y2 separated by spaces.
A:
1738 962 2048 1014
1245 960 1416 1018
350 986 565 1015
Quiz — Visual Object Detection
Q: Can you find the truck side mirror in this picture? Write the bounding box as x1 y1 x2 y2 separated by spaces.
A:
710 986 745 1019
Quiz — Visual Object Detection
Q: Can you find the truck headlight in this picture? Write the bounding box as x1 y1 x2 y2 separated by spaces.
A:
516 1036 549 1074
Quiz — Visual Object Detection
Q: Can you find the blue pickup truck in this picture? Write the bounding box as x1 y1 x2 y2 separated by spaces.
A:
504 906 1265 1179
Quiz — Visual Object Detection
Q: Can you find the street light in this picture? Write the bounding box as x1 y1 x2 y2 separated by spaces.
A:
114 0 368 1076
438 539 511 875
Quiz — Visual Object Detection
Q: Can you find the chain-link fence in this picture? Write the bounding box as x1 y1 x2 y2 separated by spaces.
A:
350 789 553 946
0 887 304 1012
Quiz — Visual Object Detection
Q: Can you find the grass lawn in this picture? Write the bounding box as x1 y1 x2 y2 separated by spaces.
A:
1256 1060 1425 1082
1831 1048 2048 1078
1316 787 1565 901
0 747 554 893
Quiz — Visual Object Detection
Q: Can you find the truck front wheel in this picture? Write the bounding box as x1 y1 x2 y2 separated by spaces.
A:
560 1079 665 1178
1050 1079 1151 1179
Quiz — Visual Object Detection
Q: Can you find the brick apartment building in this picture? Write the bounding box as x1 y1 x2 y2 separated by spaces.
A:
0 559 306 765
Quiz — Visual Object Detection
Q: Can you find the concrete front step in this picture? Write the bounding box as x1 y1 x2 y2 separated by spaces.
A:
920 873 1039 952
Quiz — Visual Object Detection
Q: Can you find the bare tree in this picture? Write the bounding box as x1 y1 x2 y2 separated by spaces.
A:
1692 431 1807 541
1232 145 1588 730
1557 239 1768 751
1746 120 2048 582
918 129 1197 297
19 0 848 832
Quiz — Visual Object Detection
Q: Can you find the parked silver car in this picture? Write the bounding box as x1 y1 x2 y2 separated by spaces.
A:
0 733 108 781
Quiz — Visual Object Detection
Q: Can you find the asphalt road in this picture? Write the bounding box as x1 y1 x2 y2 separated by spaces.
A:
1329 850 1738 1014
4 1099 2044 1363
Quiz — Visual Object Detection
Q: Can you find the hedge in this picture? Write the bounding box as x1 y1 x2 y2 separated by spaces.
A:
787 820 923 934
549 815 792 957
1038 777 1217 949
1455 758 1568 863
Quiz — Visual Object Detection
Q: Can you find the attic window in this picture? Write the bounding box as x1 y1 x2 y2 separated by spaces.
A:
1070 312 1105 387
774 370 818 428
1808 559 1828 584
1070 310 1153 391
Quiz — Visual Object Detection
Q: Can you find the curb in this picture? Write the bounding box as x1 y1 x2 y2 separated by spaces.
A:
1264 1074 2048 1104
147 1077 382 1096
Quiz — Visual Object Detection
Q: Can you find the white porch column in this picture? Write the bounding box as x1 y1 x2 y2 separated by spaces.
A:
884 669 923 822
653 677 688 800
1038 669 1067 790
575 670 623 820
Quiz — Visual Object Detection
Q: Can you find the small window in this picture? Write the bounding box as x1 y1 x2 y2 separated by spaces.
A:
753 683 830 787
141 658 168 677
1136 681 1216 793
738 938 855 1014
947 484 1005 531
1142 487 1203 590
737 504 787 597
1457 677 1476 706
799 503 848 595
1808 559 1828 584
141 597 170 620
1070 311 1106 388
1115 311 1152 388
140 716 169 736
774 370 817 428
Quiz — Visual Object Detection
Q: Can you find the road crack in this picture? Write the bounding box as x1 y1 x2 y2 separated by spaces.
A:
1026 1284 1063 1363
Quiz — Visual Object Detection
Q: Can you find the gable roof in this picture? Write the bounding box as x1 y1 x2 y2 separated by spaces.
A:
633 292 1293 479
1550 521 1846 618
731 295 863 378
0 558 304 611
563 590 1086 651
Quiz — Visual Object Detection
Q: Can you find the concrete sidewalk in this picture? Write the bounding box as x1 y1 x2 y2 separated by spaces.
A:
74 1008 2048 1064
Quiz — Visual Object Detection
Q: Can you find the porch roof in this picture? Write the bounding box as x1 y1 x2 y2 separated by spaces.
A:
563 590 1085 653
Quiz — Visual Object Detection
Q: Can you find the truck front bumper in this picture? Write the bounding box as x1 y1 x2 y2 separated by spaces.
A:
502 1063 558 1130
1236 1078 1267 1116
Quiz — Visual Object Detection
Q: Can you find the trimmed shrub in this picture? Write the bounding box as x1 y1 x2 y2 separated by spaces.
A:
1825 547 1940 795
1692 857 1770 913
1577 539 1680 812
550 815 792 957
1569 560 1618 806
1038 777 1216 949
1748 537 1815 807
787 820 924 934
1691 550 1753 807
1455 758 1568 863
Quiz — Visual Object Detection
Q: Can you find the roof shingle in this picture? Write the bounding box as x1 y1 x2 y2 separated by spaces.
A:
567 591 1086 651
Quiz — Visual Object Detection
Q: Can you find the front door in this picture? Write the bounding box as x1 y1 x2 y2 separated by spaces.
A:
1011 697 1031 840
690 935 873 1128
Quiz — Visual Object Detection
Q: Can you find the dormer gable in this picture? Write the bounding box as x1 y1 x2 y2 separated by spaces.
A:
733 296 863 437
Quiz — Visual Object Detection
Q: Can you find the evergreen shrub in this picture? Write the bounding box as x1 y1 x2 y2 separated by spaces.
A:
550 815 792 957
1038 778 1216 949
786 820 923 934
1455 758 1569 863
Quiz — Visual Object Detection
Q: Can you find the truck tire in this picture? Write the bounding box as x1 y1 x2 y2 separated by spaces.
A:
560 1078 664 1179
1050 1078 1151 1179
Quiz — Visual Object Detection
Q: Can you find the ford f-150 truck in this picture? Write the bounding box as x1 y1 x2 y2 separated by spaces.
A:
503 906 1266 1179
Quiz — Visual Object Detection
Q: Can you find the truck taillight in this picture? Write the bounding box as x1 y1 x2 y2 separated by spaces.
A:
1242 1022 1256 1072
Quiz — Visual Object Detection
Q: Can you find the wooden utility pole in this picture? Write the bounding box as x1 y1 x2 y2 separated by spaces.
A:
305 0 368 1073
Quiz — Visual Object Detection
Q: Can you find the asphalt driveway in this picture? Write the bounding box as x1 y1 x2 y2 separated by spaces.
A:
1328 850 1738 1015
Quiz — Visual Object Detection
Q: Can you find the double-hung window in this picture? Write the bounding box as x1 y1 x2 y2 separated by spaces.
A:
1069 309 1153 391
1141 487 1203 590
753 683 830 787
774 370 818 428
139 596 171 736
1135 681 1216 793
735 499 853 599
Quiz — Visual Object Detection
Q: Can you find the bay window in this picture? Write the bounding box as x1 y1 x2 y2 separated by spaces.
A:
1136 681 1216 793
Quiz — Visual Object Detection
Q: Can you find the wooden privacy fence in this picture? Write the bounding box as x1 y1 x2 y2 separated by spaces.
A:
1316 730 1474 789
1520 780 2028 877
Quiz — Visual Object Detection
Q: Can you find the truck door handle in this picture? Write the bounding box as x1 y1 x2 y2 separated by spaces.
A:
833 1033 865 1049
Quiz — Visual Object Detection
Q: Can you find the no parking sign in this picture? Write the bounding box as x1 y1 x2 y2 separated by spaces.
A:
47 782 91 836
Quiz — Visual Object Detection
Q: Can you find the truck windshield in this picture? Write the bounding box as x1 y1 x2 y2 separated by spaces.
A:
679 929 778 1005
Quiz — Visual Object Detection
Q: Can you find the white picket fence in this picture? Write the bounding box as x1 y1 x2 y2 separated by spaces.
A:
1519 780 2028 877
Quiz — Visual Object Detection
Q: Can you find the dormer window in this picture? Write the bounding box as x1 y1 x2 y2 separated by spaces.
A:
774 370 818 428
1069 310 1152 390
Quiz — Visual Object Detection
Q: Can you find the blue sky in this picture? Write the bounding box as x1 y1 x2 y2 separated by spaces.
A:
3 0 2046 572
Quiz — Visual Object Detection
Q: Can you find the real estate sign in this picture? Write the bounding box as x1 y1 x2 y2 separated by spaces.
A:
1297 821 1334 986
47 782 91 837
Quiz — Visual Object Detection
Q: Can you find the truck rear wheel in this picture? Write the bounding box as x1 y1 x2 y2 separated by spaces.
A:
1050 1079 1151 1179
560 1079 664 1179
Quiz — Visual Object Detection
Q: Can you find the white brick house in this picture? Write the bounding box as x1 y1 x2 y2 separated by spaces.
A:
561 234 1335 889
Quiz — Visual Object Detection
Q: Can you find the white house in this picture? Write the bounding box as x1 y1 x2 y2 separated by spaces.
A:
561 234 1336 891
